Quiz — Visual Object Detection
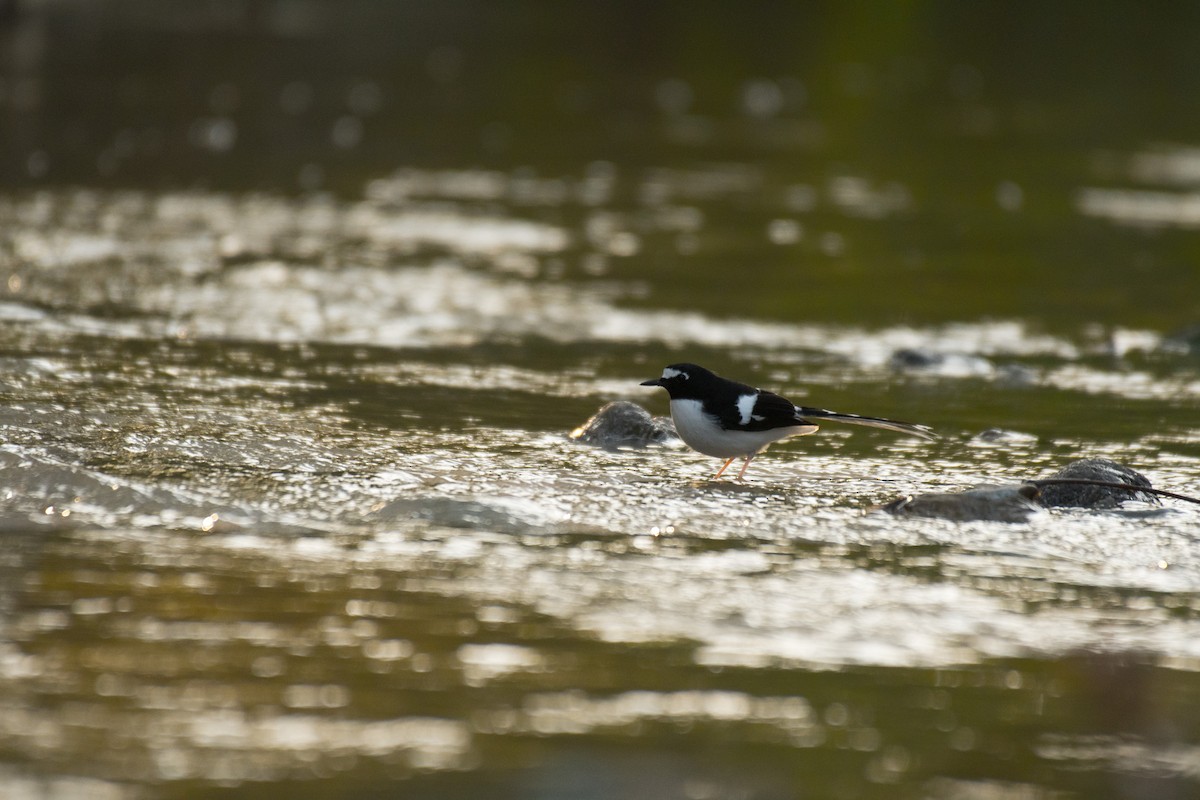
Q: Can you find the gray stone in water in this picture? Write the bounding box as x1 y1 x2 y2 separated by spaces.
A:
881 484 1042 523
889 348 944 369
883 458 1160 523
972 428 1038 445
1163 323 1200 355
569 401 677 449
1037 458 1157 508
887 347 1002 379
369 497 532 534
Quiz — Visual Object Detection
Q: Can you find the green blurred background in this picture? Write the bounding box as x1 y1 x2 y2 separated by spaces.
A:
5 0 1200 330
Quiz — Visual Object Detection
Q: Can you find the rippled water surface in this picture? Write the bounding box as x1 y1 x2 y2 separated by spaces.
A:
3 4 1200 799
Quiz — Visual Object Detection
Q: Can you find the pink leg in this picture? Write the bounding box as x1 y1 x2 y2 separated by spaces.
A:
712 457 737 479
736 456 754 480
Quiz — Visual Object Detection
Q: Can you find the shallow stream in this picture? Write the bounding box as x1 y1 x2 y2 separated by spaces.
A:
2 4 1200 799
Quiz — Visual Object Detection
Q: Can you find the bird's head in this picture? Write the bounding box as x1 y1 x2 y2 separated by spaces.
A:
640 363 712 399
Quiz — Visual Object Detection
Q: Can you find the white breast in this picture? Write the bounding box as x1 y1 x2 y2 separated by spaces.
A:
669 398 813 459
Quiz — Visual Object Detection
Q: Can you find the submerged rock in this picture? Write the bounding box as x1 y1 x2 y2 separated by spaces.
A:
888 348 992 377
1163 323 1200 354
970 428 1039 446
888 348 1034 384
882 458 1162 523
569 401 677 449
1036 458 1157 508
369 497 535 534
881 484 1042 523
888 348 944 370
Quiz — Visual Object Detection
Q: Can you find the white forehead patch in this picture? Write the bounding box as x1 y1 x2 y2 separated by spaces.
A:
735 393 757 426
662 367 688 380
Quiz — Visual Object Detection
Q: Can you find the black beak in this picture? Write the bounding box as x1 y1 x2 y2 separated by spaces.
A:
640 378 662 387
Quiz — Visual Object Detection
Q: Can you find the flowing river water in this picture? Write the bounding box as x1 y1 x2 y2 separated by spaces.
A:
2 4 1200 799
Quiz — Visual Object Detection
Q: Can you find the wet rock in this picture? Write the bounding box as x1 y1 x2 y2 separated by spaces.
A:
887 348 994 378
568 401 677 449
888 348 1035 384
1163 323 1200 355
993 364 1039 386
369 497 533 534
889 348 943 370
882 458 1162 523
881 484 1042 523
1036 458 1157 508
970 428 1038 446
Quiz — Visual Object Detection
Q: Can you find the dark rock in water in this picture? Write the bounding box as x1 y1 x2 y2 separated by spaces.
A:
889 348 944 369
369 497 533 534
1163 323 1200 354
881 459 1162 522
993 364 1039 386
881 484 1042 523
569 401 677 449
971 428 1038 445
888 347 996 378
1037 458 1157 508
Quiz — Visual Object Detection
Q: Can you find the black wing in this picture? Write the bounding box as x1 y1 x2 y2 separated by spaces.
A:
714 389 810 432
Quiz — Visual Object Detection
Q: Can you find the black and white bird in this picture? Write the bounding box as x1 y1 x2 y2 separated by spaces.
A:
641 363 936 480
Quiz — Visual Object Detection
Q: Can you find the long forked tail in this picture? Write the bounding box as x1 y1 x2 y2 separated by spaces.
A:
795 406 937 440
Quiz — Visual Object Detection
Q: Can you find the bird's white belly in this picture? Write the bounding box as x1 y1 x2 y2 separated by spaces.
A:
669 398 811 458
